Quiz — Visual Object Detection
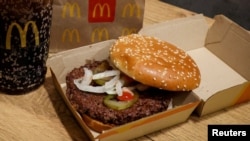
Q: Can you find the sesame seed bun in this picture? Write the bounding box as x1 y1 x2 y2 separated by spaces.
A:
109 34 201 91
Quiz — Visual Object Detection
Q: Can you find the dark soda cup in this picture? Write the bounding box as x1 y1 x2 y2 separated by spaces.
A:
0 1 53 94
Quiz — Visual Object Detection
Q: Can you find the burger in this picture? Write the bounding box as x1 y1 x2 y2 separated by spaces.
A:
65 34 201 133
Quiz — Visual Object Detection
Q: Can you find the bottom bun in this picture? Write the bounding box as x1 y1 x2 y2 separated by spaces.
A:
82 114 114 133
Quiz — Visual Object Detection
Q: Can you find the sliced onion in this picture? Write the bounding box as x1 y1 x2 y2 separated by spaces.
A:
115 80 123 96
93 70 120 80
74 68 93 86
104 75 119 90
74 82 106 93
106 88 117 95
74 67 131 96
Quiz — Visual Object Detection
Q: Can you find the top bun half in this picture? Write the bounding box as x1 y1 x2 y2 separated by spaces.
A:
110 34 201 91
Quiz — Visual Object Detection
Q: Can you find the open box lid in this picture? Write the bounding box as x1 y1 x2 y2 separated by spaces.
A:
205 15 250 81
198 15 250 116
139 14 250 116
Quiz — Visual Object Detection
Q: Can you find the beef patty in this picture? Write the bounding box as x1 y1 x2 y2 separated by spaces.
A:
66 60 172 126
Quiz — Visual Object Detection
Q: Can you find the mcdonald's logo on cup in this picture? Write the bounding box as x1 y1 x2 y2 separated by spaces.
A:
5 21 39 50
88 0 116 22
122 3 141 19
62 2 81 18
62 29 80 43
122 28 138 36
91 28 109 42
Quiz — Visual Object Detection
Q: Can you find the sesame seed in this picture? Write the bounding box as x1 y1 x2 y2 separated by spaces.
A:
111 34 200 91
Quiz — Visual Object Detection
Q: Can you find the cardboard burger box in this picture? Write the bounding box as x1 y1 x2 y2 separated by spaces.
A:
139 14 250 116
48 14 250 141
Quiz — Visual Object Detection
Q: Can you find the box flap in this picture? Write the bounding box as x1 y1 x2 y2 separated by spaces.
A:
205 15 250 80
188 47 246 101
139 14 209 51
195 82 250 116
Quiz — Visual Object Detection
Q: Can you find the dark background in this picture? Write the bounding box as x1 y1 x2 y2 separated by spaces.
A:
161 0 250 30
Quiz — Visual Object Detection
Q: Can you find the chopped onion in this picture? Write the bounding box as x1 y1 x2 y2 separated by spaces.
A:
93 70 120 80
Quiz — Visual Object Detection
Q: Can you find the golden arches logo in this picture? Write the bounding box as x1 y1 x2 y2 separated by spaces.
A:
6 21 39 50
122 3 141 18
62 29 80 43
91 28 109 43
122 28 138 36
62 2 81 18
92 3 111 18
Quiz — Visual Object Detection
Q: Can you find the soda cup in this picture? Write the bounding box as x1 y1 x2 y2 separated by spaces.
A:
0 1 53 94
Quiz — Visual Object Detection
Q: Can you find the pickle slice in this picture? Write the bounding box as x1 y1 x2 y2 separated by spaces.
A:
94 77 112 85
93 61 112 85
103 94 139 110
